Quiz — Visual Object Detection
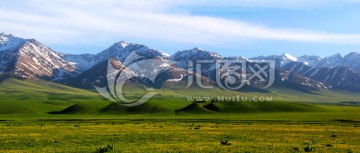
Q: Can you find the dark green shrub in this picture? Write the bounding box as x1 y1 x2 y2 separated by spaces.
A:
304 146 316 152
96 145 116 153
220 139 231 146
292 147 300 151
194 125 202 130
326 144 333 147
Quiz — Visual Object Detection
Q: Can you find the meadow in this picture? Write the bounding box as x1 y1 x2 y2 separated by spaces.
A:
1 78 360 152
0 118 359 153
1 104 360 153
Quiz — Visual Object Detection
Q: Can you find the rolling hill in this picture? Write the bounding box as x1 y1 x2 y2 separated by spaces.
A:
1 78 360 117
0 78 109 114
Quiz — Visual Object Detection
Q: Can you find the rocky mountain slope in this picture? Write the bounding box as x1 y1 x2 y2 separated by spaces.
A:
1 33 359 92
0 33 76 80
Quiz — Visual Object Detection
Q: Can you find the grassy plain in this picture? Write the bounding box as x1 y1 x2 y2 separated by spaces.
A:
1 104 360 153
0 119 359 153
0 78 360 152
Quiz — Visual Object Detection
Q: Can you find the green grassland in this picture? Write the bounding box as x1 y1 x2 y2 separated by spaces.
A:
1 78 360 117
0 78 360 152
0 121 359 152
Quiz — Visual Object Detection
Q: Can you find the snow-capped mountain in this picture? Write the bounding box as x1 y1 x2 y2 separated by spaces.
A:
342 52 360 72
170 47 221 67
315 53 343 68
67 45 357 91
282 61 360 91
315 52 360 73
62 42 183 89
169 48 221 76
251 52 360 73
1 33 359 92
0 33 76 80
297 55 322 66
277 69 328 90
250 53 321 67
169 49 326 90
272 52 360 73
0 33 27 52
250 53 298 68
62 53 97 73
64 41 169 72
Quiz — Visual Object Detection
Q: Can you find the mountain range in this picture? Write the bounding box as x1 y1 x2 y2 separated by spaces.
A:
1 32 360 92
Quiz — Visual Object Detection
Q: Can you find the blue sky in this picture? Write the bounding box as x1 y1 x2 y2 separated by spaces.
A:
1 0 360 57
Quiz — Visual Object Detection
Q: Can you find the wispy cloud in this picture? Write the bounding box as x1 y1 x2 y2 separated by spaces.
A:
1 0 360 50
185 0 360 9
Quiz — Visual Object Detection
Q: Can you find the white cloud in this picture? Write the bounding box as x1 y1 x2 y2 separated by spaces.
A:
1 0 360 48
182 0 360 10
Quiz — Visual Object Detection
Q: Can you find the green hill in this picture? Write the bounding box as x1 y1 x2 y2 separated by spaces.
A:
0 78 360 116
0 78 110 114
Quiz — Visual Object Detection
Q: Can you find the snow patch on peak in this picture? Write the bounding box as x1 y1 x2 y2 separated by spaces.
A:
297 55 321 66
282 53 297 61
158 50 170 57
250 53 297 67
112 41 129 49
118 41 128 48
0 33 27 52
